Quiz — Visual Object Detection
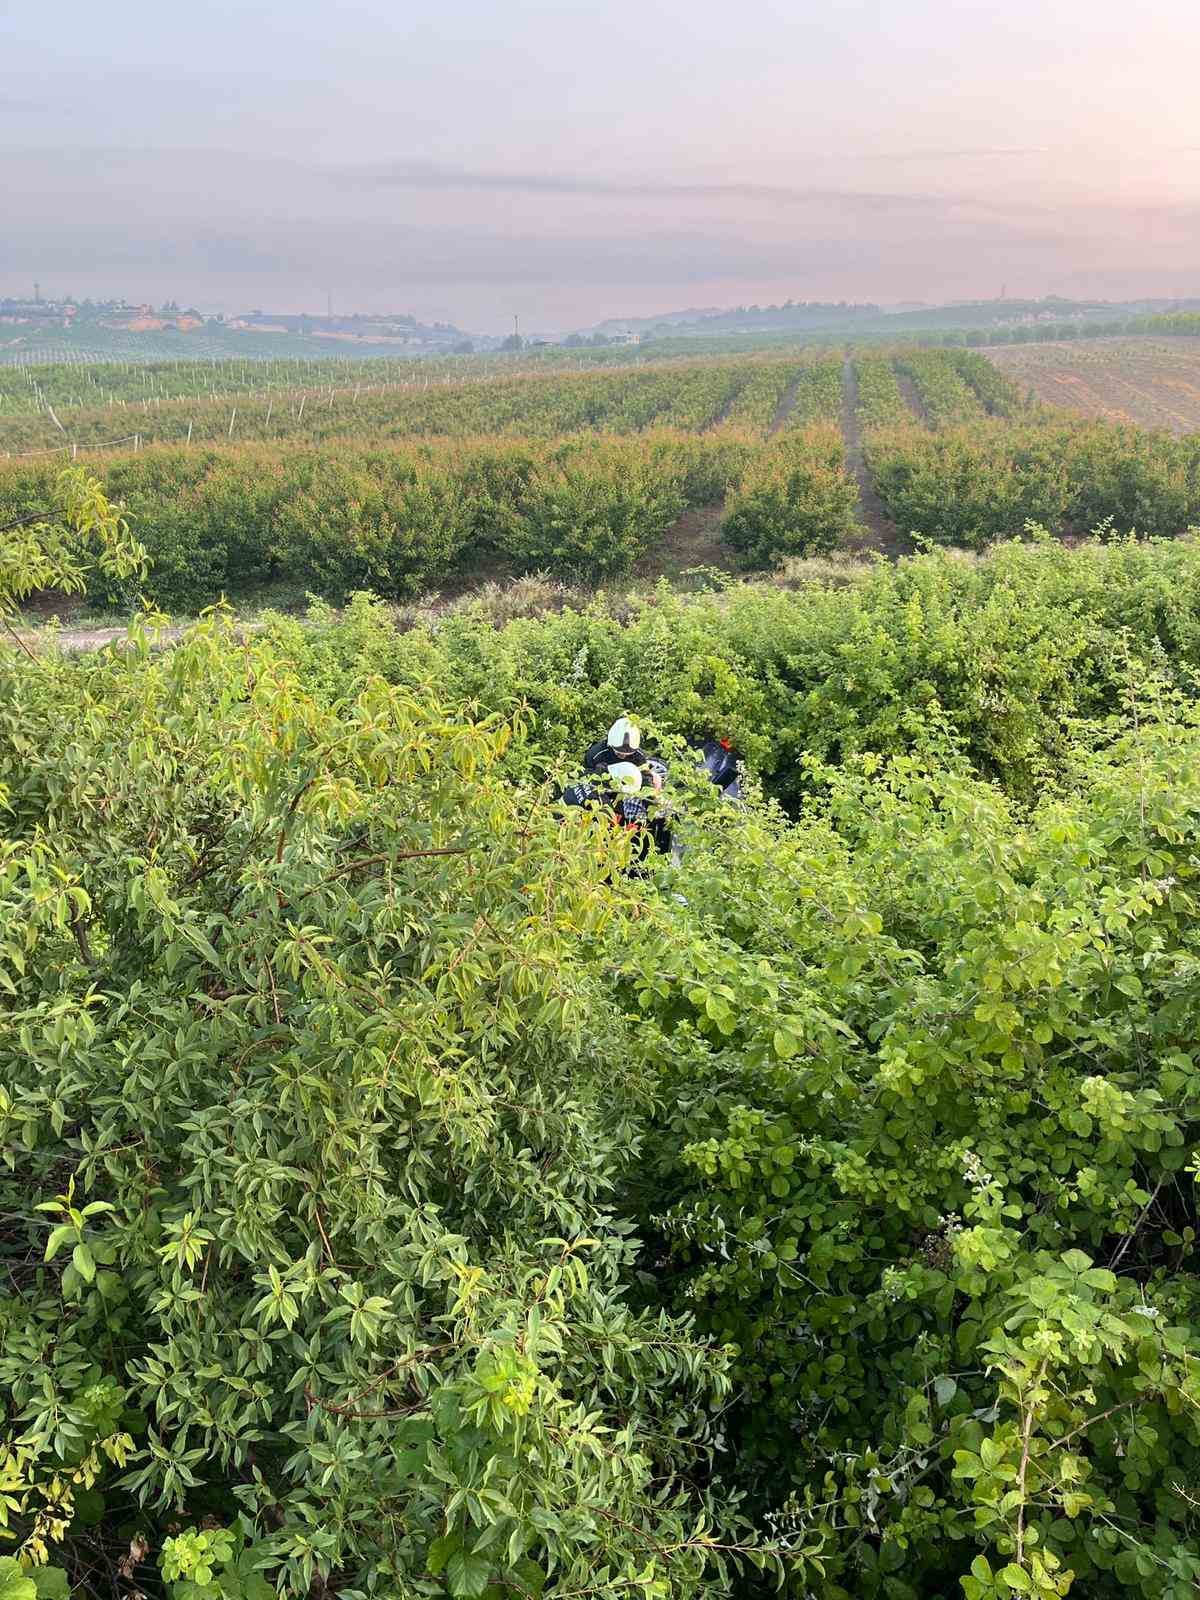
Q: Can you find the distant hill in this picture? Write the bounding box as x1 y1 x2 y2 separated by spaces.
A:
582 295 1200 346
870 296 1186 331
581 301 882 338
589 306 725 332
226 309 473 350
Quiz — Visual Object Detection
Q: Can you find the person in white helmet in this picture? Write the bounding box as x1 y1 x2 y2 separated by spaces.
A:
560 715 671 863
582 717 665 794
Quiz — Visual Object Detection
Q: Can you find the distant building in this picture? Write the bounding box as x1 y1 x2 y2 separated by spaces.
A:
0 297 75 327
227 318 290 333
609 330 641 346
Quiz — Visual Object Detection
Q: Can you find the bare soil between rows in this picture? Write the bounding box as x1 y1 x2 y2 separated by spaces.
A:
839 357 908 556
895 371 930 426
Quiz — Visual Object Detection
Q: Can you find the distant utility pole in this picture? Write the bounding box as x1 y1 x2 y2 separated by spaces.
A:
514 314 520 340
327 291 333 320
33 281 40 304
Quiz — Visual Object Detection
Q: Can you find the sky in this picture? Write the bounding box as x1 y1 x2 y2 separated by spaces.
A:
3 0 1200 333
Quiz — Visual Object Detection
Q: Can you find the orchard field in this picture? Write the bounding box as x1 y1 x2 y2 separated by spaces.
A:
6 337 1200 620
6 473 1200 1600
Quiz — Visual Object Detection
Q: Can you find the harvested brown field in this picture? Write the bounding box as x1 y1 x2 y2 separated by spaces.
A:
986 338 1200 433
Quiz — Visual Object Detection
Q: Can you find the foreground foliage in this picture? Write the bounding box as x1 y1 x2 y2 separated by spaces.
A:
642 730 1200 1599
0 620 776 1598
6 491 1200 1597
0 466 145 633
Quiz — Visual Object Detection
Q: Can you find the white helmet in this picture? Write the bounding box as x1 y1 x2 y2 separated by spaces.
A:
608 716 641 752
607 761 644 794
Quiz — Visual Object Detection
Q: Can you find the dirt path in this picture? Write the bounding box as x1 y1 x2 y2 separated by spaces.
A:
703 385 743 433
9 625 161 654
56 627 173 652
840 357 906 555
11 622 244 655
768 374 802 435
632 503 736 581
895 370 930 426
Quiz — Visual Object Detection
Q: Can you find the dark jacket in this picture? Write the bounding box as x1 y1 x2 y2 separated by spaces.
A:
699 739 741 800
582 739 646 776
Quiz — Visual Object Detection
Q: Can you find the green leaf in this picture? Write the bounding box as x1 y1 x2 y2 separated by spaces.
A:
72 1242 96 1283
44 1224 75 1263
1113 1551 1141 1584
1081 1267 1117 1292
427 1536 457 1577
1059 1249 1093 1274
512 1560 546 1598
0 1559 37 1600
773 1028 800 1059
998 1565 1032 1593
446 1549 492 1598
31 1571 69 1600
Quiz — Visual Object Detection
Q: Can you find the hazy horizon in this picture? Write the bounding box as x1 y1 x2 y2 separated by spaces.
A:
4 0 1199 334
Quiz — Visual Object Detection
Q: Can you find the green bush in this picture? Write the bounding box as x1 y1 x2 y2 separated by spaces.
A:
0 434 745 611
865 421 1200 547
640 427 759 504
630 727 1200 1599
269 453 476 596
1065 424 1200 537
897 350 987 425
855 356 914 428
778 357 845 427
866 422 1074 546
721 426 862 567
947 349 1032 418
260 535 1200 809
498 456 686 581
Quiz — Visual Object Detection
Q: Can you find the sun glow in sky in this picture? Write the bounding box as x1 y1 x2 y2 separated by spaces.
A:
3 0 1199 330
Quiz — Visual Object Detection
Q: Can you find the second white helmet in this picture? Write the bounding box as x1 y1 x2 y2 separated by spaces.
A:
607 761 644 794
